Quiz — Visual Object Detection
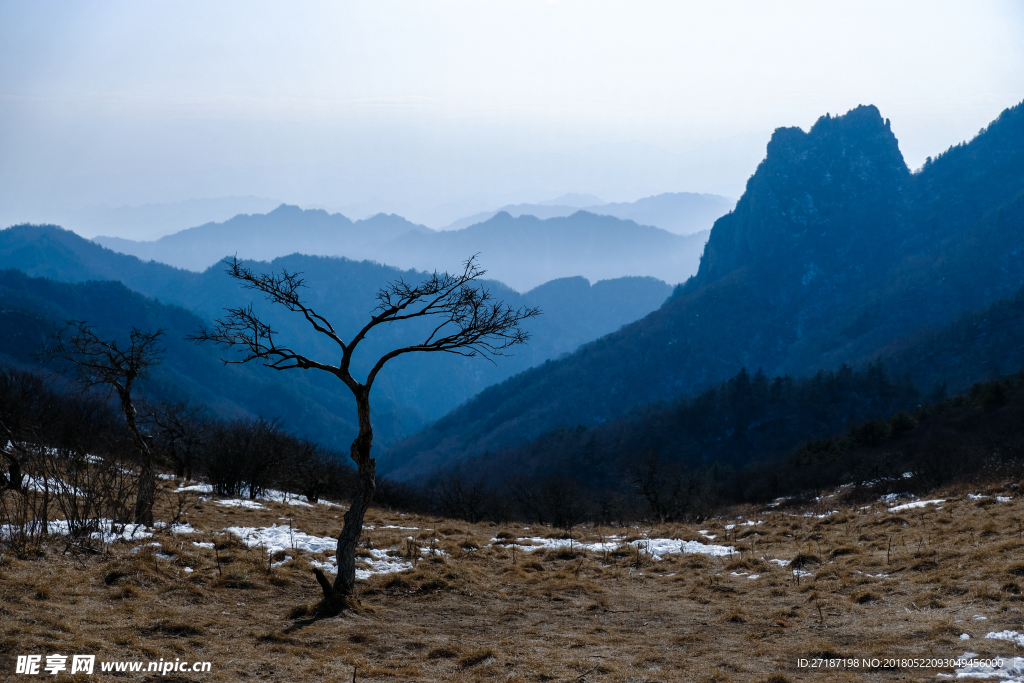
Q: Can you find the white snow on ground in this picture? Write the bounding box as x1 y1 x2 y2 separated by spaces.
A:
642 538 737 558
975 615 989 620
879 493 912 504
966 494 1013 503
192 541 214 549
223 524 418 580
698 530 717 539
225 525 337 555
153 522 199 533
987 631 1024 647
497 535 737 559
20 475 85 497
257 488 314 507
769 558 790 567
131 542 161 553
953 655 1024 681
157 473 178 480
1 519 152 543
889 499 944 512
216 499 267 510
173 482 334 507
175 483 213 493
380 525 419 530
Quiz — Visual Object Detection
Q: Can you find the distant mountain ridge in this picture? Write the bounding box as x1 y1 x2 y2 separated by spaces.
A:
441 191 735 233
93 206 710 291
383 101 1024 479
95 206 432 272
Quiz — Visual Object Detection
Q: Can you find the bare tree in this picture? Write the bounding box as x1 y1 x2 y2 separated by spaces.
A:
190 255 538 609
42 321 165 525
432 475 493 524
147 400 205 481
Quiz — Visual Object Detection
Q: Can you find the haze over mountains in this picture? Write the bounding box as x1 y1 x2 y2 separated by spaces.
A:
92 193 724 291
384 101 1024 479
0 224 673 448
66 196 285 241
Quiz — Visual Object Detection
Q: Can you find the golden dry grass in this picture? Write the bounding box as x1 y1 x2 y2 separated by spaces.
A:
2 478 1024 681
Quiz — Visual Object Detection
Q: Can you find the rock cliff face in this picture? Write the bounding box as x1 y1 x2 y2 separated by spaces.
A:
384 101 1024 479
692 105 910 289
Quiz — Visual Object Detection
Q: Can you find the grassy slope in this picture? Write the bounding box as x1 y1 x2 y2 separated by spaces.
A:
3 475 1024 682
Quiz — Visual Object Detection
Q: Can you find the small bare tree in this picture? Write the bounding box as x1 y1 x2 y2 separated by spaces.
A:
43 321 165 525
191 255 538 609
148 399 205 481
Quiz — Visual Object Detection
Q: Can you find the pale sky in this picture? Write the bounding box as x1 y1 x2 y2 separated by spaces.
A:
1 0 1022 231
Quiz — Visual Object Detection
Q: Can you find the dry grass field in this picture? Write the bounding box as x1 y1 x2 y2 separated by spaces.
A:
4 477 1024 682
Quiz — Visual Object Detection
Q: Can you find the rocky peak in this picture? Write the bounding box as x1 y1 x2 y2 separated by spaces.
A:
691 105 910 288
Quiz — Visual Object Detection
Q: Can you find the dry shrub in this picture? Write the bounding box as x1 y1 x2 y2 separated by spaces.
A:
215 570 259 589
102 550 163 587
725 557 764 571
458 649 494 667
719 608 746 623
790 553 820 568
140 619 204 637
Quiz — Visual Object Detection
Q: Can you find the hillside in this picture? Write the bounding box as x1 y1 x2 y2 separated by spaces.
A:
0 269 418 450
384 101 1024 477
92 206 709 291
0 225 672 425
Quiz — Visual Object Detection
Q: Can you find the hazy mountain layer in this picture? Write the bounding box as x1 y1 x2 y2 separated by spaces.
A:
94 206 431 272
380 211 709 291
93 206 709 291
0 224 672 431
441 192 735 233
384 101 1024 479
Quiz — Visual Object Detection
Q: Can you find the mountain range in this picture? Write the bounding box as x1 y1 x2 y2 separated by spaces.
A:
383 101 1024 479
93 202 715 291
0 225 674 446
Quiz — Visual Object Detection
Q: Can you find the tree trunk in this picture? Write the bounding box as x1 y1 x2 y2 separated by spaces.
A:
122 394 155 526
2 450 22 493
313 390 375 611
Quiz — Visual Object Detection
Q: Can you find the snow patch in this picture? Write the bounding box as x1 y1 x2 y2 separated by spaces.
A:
954 655 1024 681
987 630 1024 647
888 499 944 512
217 499 267 510
223 524 417 580
1 519 152 543
175 483 213 493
